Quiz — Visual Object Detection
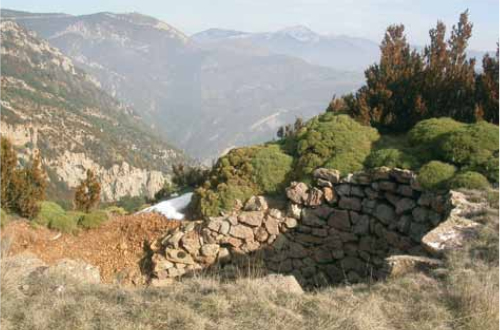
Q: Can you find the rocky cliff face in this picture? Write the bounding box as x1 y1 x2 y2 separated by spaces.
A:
46 151 168 201
1 21 187 201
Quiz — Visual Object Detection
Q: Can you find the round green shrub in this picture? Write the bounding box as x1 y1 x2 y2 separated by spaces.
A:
218 183 255 212
418 161 456 190
408 117 465 146
251 145 294 194
365 148 420 169
191 144 293 217
449 171 490 190
439 121 499 166
296 113 379 177
48 214 78 233
35 202 78 233
78 211 109 229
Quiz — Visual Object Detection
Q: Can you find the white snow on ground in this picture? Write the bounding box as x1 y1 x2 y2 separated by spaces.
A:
139 192 193 220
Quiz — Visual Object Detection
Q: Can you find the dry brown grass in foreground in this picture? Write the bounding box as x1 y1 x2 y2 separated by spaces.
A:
1 191 498 330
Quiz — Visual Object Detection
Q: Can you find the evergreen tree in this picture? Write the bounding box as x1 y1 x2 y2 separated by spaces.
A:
476 46 499 124
444 10 476 122
1 139 47 219
347 24 424 131
1 138 20 211
342 11 493 131
16 151 47 219
74 169 101 213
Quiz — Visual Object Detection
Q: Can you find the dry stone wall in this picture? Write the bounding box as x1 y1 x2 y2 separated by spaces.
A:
148 167 452 287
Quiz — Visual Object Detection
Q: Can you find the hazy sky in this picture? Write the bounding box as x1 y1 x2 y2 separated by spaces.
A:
2 0 498 50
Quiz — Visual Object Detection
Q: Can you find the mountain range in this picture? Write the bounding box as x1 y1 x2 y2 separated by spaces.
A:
191 25 380 71
2 9 365 161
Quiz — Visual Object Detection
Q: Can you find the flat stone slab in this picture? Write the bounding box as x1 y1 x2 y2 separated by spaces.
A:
421 191 483 255
421 218 479 255
385 255 443 277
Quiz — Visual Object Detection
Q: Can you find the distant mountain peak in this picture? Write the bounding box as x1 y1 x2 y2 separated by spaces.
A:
277 25 319 42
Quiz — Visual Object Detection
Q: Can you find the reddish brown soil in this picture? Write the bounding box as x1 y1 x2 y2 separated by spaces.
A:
1 214 180 284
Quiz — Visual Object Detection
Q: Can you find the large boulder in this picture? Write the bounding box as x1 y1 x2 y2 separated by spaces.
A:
421 191 483 255
286 182 309 205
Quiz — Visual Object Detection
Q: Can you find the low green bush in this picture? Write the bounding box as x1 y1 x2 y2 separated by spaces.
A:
104 206 128 216
115 195 147 213
418 161 456 190
439 121 499 167
35 201 78 233
449 172 490 190
296 113 379 177
192 144 293 217
251 145 294 194
78 211 109 229
365 148 420 169
48 213 78 233
66 211 86 222
408 118 465 147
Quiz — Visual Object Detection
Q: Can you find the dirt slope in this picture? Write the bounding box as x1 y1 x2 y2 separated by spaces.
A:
1 214 180 284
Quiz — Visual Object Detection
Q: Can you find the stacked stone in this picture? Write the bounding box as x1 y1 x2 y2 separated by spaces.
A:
273 167 450 285
149 196 298 284
148 167 451 287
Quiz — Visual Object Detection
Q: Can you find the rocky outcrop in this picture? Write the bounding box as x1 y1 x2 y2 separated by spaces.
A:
147 167 455 287
47 151 168 201
2 253 101 290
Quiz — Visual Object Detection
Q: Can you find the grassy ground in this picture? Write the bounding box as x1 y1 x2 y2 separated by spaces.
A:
1 190 498 330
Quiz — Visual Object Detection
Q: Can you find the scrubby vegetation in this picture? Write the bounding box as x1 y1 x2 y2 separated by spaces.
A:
192 113 498 217
439 121 498 172
418 161 457 190
449 171 490 190
77 211 109 229
34 201 80 233
295 113 379 177
192 144 294 217
364 148 419 169
113 195 148 213
103 206 128 216
33 201 111 232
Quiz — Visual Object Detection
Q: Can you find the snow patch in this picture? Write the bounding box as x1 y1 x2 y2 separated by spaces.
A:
139 193 193 220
